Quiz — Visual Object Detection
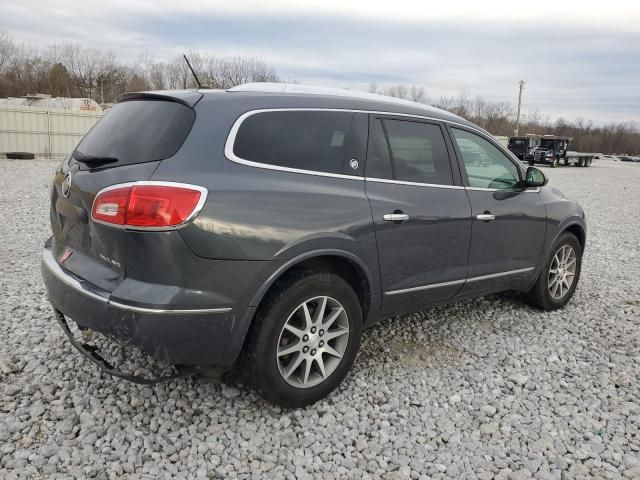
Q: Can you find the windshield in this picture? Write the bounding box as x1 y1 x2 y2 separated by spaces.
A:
73 100 195 167
540 139 557 149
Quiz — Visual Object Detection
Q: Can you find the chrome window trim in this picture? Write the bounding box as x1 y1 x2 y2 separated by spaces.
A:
365 177 466 190
42 249 232 314
466 186 541 193
224 108 508 181
224 108 540 192
384 266 536 296
224 109 365 181
90 181 208 231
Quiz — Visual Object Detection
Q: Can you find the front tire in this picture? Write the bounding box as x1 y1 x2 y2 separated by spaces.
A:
527 232 582 310
244 272 362 407
550 157 559 168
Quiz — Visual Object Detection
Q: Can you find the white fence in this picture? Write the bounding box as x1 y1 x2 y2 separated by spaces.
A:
0 105 102 159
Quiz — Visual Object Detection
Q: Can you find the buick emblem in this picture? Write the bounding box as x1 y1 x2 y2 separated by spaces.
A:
61 173 72 198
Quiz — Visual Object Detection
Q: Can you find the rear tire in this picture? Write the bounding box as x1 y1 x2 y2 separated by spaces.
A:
529 161 535 166
243 272 362 407
578 158 585 167
526 232 582 310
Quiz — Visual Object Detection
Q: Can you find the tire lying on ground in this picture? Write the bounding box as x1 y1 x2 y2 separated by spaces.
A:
6 152 36 160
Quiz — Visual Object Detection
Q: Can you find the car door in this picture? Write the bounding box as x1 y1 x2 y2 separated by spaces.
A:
365 115 472 315
448 126 547 296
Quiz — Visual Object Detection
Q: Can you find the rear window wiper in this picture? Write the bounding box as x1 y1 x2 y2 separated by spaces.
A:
73 153 120 166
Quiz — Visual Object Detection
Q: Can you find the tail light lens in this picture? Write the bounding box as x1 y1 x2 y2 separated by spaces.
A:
92 182 206 229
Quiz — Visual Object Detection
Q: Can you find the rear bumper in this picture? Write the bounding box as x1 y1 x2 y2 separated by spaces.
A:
41 247 253 366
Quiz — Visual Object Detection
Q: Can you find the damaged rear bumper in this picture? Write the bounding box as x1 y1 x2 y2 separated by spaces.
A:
53 309 198 384
41 246 252 366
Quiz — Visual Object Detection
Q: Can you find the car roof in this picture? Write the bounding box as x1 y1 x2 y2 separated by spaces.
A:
121 83 485 132
217 83 471 125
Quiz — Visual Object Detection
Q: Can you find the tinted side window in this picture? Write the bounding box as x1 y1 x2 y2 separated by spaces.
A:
233 111 354 174
451 128 520 190
382 120 453 185
73 100 195 167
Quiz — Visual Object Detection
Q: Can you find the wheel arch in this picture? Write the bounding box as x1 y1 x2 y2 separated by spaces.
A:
547 221 586 257
562 223 586 251
249 249 374 322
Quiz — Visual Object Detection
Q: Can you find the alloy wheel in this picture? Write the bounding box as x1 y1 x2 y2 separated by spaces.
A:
276 296 349 388
548 245 577 300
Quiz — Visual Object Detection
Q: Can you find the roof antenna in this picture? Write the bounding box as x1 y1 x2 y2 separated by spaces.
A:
183 54 206 89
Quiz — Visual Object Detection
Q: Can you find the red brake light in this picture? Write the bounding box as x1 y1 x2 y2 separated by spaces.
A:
92 183 205 229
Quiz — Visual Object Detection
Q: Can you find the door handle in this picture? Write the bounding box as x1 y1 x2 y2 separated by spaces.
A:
383 213 410 222
476 213 495 221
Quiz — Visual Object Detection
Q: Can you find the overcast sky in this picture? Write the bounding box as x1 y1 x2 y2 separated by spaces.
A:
2 0 639 123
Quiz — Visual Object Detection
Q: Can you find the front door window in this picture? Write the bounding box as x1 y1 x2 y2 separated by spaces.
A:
451 128 520 190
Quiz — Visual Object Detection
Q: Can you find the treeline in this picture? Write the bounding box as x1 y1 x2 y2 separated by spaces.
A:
1 31 637 154
0 32 279 104
370 84 640 155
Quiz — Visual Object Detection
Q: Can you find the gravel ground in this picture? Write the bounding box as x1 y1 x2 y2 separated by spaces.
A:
0 158 639 480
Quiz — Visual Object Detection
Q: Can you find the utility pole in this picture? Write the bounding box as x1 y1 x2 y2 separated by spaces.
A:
515 80 525 136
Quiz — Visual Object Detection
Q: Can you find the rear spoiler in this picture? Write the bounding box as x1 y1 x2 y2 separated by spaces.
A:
117 91 204 108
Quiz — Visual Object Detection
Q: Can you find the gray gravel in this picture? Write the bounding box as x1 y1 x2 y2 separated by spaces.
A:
1 158 639 479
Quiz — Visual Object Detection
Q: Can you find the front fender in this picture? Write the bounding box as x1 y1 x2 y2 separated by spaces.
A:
545 217 586 256
539 187 586 254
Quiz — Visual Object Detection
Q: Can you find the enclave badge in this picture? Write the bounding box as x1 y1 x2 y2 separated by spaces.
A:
61 173 72 198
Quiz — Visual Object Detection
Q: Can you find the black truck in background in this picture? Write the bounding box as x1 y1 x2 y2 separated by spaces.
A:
530 136 570 167
508 135 540 162
508 134 598 168
515 135 594 168
508 133 598 168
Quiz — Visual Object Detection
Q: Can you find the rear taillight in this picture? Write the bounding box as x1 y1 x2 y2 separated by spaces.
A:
91 182 206 229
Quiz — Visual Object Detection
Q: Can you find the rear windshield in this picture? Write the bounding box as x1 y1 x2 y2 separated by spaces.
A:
233 111 354 175
73 100 195 167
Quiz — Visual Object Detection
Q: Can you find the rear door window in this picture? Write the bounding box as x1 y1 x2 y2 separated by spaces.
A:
366 117 454 186
73 100 195 167
232 111 355 175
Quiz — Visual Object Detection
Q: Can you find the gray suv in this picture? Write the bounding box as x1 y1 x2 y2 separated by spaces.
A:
42 83 586 407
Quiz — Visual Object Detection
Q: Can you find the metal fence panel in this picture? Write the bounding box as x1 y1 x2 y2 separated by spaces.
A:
0 105 102 159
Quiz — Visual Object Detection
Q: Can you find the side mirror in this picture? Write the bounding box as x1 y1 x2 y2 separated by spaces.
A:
525 166 547 187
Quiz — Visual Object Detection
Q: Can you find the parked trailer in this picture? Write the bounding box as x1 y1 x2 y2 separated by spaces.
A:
564 151 596 167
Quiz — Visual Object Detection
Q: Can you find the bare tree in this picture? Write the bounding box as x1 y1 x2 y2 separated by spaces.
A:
0 31 15 75
409 85 426 103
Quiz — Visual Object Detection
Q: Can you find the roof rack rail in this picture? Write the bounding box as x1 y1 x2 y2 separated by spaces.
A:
227 83 455 117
